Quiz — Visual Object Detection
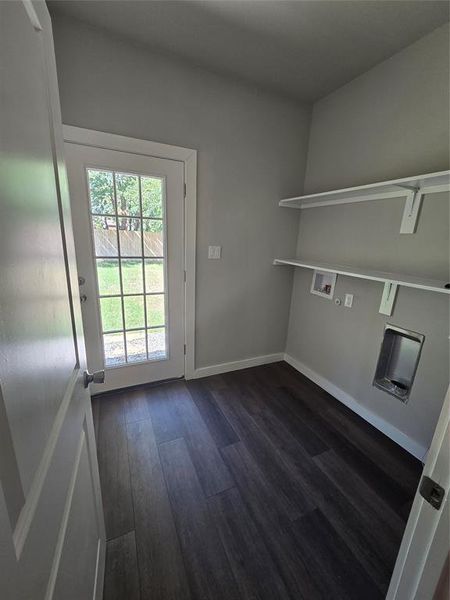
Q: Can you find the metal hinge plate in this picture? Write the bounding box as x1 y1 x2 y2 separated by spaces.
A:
419 475 445 510
184 183 187 198
184 344 186 355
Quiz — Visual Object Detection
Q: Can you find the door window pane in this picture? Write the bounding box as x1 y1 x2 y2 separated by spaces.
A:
143 219 163 256
115 173 140 216
100 297 123 332
92 216 118 257
124 295 145 329
145 259 164 293
88 168 168 368
121 259 143 294
141 176 163 218
147 328 166 360
146 294 165 327
97 259 121 296
88 169 115 215
118 218 142 256
103 332 125 367
126 330 147 363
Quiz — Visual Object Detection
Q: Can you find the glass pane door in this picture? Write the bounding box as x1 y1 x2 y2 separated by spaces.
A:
86 168 168 367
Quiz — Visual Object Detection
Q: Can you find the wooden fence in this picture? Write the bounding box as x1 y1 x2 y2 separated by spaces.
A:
95 230 163 257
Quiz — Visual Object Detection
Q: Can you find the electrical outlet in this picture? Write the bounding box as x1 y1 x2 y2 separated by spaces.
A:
208 245 221 259
344 293 353 308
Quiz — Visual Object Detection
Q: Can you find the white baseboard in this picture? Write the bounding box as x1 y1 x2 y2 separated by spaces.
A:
190 353 284 380
284 353 427 461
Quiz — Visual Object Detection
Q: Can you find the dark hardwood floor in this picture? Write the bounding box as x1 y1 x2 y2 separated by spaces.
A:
92 361 422 600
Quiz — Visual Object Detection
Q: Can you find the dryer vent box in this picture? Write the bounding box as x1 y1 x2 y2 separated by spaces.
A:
373 324 424 403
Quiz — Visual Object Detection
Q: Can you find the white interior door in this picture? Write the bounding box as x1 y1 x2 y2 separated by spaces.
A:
64 143 185 392
387 386 449 599
0 2 105 599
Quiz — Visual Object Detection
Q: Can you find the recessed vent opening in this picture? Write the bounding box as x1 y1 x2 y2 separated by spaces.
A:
373 324 425 403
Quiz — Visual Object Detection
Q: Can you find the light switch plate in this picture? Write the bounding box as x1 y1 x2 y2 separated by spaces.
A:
344 293 353 308
208 245 221 259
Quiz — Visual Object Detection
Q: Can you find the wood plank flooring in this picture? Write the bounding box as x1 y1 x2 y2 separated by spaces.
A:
94 361 422 600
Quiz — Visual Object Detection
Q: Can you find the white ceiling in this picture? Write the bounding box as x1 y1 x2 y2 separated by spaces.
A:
48 0 449 102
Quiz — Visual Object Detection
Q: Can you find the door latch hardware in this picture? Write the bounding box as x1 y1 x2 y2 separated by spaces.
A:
419 475 445 510
84 370 105 388
80 294 87 304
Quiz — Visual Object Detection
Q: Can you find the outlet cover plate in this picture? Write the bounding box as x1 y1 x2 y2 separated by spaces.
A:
208 245 221 259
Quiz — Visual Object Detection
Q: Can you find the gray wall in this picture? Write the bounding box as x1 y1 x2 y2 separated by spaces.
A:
52 13 449 452
305 23 450 192
51 15 310 369
287 24 450 453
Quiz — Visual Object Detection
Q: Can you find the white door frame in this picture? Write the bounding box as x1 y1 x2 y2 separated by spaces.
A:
387 386 449 599
63 125 197 380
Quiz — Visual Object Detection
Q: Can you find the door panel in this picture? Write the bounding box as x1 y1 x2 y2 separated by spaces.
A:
13 378 88 597
0 487 17 598
0 0 78 498
53 431 100 600
0 2 105 598
65 144 185 392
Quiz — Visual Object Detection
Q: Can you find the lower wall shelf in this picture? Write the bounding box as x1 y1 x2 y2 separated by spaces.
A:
274 257 450 315
273 258 450 294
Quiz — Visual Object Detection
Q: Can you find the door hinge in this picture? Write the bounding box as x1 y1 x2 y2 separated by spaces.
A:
419 475 445 510
184 270 187 282
184 183 187 198
184 344 186 355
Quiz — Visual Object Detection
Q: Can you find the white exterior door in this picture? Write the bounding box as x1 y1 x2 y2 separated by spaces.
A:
64 143 185 393
387 386 449 599
0 2 105 599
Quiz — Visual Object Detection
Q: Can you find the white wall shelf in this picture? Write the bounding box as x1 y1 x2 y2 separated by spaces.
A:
274 258 450 315
280 171 450 209
279 170 450 234
273 258 450 294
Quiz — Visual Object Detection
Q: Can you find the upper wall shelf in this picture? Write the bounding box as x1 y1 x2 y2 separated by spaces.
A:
280 171 450 209
279 170 450 234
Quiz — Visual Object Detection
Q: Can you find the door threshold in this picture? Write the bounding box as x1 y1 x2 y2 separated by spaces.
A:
92 375 185 398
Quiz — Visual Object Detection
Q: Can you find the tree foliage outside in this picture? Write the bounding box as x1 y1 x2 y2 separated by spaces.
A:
87 169 163 232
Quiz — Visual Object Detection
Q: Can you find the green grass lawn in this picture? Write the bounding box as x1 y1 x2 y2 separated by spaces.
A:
96 259 165 331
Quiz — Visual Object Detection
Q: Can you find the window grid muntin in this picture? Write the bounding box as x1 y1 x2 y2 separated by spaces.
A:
125 329 147 363
100 296 123 333
87 168 115 216
98 293 164 299
123 294 145 330
91 213 163 221
99 325 165 335
95 258 121 296
138 176 150 358
95 255 164 260
87 167 167 367
112 171 128 362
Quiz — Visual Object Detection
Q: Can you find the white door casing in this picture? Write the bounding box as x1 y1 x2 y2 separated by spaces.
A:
0 2 105 599
64 143 188 392
387 386 449 599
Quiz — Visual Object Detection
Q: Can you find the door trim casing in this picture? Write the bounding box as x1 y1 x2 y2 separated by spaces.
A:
63 125 197 379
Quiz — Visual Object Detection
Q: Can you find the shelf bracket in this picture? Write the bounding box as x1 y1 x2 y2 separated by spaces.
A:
379 282 398 316
400 187 423 234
